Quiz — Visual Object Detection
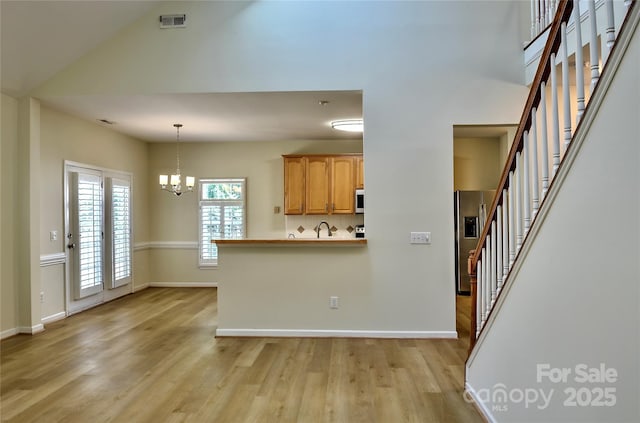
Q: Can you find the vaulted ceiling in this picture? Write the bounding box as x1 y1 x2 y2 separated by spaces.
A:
1 1 363 142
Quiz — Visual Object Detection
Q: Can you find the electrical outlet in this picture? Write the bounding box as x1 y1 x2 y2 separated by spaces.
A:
329 296 339 309
50 230 58 241
410 231 431 244
40 291 44 303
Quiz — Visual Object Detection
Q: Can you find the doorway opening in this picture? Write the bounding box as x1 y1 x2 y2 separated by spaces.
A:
452 124 516 336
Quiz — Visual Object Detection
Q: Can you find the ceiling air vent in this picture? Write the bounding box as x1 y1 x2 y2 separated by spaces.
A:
159 14 186 29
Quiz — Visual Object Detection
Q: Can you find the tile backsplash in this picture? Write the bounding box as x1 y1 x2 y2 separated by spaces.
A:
285 215 364 239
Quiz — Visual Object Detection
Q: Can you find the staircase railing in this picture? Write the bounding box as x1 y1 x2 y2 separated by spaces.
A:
469 0 636 352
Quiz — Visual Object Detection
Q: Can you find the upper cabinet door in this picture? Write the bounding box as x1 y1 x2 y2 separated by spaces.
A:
331 156 355 214
284 157 305 215
355 156 364 189
305 156 330 214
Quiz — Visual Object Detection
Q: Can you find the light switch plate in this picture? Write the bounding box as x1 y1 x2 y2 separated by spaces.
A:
410 231 431 244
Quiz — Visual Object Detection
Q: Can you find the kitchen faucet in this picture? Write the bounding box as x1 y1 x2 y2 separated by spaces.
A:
316 221 332 238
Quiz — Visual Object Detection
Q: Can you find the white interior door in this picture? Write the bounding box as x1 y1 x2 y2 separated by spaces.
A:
69 169 104 301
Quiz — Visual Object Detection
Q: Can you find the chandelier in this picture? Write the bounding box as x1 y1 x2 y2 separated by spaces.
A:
159 123 195 196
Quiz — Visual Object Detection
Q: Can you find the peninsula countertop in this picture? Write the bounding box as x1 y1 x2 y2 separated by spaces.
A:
213 238 367 247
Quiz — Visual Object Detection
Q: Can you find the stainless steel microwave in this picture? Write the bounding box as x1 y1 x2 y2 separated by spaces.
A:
355 189 365 214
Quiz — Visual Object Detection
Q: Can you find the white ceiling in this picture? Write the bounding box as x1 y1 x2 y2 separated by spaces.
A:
1 1 363 143
39 91 364 142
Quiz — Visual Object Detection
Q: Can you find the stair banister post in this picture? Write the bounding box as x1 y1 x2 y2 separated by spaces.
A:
523 131 532 234
501 189 509 283
551 53 561 176
531 108 540 218
588 0 601 92
574 0 586 124
605 0 616 59
561 21 572 151
496 205 504 295
540 81 550 198
468 250 478 352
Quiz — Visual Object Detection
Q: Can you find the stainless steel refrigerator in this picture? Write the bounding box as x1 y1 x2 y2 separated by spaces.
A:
454 190 495 295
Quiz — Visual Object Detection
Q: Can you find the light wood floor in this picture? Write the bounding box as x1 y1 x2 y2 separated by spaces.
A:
1 288 483 422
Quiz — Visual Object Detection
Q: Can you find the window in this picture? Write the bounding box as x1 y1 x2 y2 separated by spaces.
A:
199 178 246 266
105 177 132 288
72 171 104 299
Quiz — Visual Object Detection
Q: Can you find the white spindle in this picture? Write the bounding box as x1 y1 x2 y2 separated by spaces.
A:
550 53 561 175
588 0 601 92
501 189 509 281
496 205 504 295
515 153 523 251
508 173 516 267
547 0 556 27
523 131 531 234
540 82 550 198
605 0 616 59
531 0 537 38
561 22 572 151
476 258 483 335
574 0 586 124
481 248 488 324
490 222 497 306
530 108 540 217
536 0 542 34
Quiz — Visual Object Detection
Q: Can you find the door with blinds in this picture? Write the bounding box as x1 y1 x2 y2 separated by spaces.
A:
65 164 133 314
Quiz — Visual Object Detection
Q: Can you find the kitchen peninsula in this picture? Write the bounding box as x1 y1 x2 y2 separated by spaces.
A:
214 238 371 338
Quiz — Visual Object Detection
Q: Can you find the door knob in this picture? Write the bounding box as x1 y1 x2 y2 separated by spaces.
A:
67 243 76 249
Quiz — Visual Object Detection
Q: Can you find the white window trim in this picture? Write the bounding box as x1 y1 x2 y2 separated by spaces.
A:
198 178 247 268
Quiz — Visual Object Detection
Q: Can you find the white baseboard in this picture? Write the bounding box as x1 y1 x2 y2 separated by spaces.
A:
1 328 18 340
464 382 497 423
17 324 45 335
215 328 457 339
42 311 66 325
133 283 149 292
149 282 218 288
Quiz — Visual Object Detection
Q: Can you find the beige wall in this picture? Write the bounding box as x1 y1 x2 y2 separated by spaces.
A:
38 105 150 316
453 137 502 192
31 1 529 334
1 94 19 335
147 139 362 283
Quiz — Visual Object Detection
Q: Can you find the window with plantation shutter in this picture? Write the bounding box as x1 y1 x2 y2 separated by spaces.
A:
199 178 246 266
105 177 132 288
71 171 104 299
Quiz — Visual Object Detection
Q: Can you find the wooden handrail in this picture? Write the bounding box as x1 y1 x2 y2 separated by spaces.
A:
471 0 573 271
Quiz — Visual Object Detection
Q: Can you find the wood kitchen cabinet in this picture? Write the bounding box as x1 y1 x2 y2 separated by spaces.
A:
355 156 364 189
283 154 362 215
330 156 355 214
305 156 331 214
283 156 305 214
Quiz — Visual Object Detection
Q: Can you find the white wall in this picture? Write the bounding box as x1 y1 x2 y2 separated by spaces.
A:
466 13 640 422
1 94 19 336
33 1 530 333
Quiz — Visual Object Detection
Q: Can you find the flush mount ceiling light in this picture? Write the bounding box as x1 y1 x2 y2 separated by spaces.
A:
159 123 195 196
331 119 363 133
